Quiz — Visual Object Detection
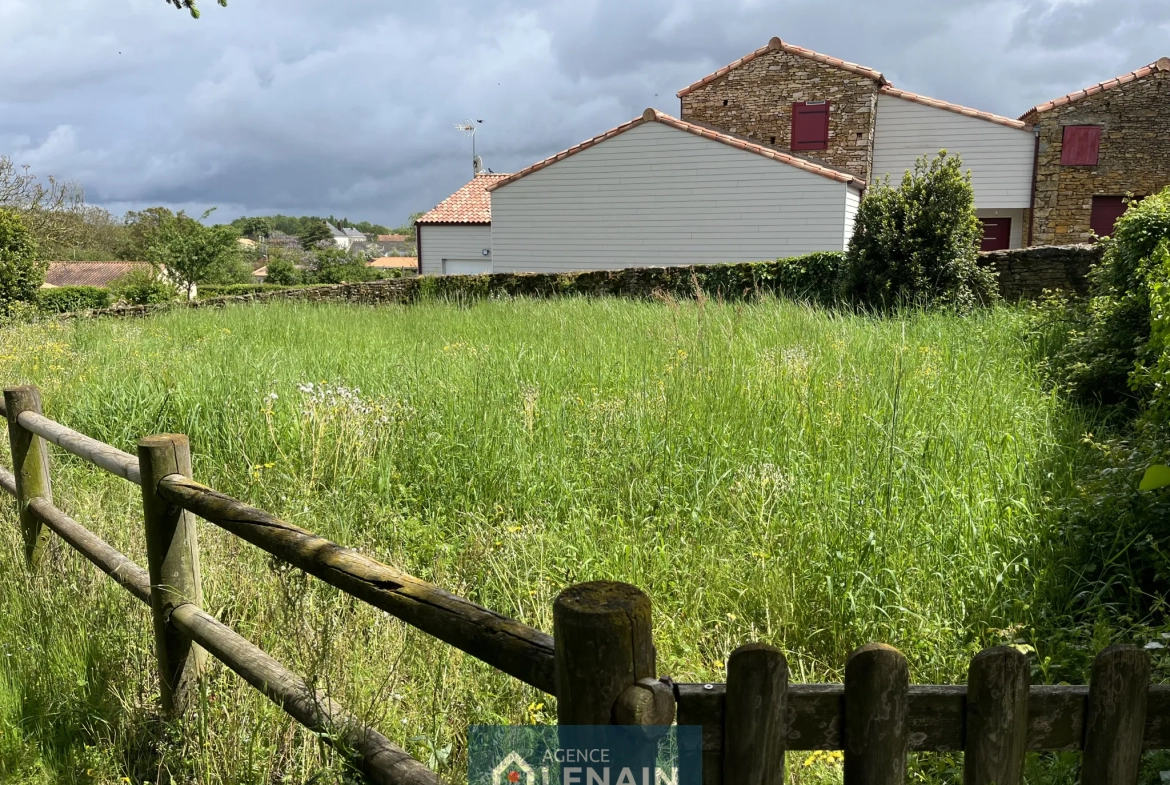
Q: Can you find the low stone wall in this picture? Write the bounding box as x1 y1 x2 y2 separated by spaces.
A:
977 244 1102 300
63 245 1103 321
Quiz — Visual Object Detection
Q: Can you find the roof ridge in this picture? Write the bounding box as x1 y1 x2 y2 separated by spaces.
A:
487 108 863 192
879 85 1031 130
417 172 511 225
677 36 888 99
1020 56 1170 119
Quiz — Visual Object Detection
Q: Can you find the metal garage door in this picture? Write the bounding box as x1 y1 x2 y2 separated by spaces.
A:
443 259 493 275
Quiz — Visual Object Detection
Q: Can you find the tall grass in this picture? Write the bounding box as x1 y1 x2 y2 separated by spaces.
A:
0 297 1097 782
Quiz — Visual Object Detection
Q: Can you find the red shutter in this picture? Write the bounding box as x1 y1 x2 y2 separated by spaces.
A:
791 102 830 151
979 218 1012 251
1061 125 1102 166
1090 196 1127 238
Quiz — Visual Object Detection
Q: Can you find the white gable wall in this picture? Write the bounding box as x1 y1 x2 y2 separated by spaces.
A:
872 94 1035 210
418 224 493 276
490 122 858 274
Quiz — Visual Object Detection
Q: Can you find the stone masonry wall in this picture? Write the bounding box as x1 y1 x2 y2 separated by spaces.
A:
680 48 879 180
1025 65 1170 245
977 243 1101 300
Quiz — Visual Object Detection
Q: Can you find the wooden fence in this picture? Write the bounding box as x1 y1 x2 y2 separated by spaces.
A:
1 382 1166 785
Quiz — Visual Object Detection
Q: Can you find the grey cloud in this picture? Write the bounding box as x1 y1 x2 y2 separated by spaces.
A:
1 0 1167 226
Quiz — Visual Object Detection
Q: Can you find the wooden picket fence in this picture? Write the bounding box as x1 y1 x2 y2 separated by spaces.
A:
2 382 1168 785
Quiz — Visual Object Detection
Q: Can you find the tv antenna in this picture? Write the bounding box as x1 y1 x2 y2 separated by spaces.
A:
455 119 484 177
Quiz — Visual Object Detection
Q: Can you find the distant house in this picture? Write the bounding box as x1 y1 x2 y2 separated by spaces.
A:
368 256 418 273
326 223 368 250
43 261 152 288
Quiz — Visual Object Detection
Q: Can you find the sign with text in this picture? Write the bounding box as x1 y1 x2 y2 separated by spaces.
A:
469 725 701 785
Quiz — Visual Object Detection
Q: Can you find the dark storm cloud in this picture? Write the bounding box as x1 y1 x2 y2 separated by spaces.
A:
1 0 1167 226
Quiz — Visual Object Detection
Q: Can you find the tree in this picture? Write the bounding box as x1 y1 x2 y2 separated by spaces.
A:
145 209 241 298
309 247 380 284
239 216 273 239
0 156 86 258
0 208 46 310
165 0 226 19
845 150 991 309
264 252 300 286
298 222 334 250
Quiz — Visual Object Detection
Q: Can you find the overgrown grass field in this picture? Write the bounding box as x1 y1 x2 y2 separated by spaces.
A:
0 297 1104 782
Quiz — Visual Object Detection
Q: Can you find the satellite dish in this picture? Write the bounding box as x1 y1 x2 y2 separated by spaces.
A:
473 155 484 174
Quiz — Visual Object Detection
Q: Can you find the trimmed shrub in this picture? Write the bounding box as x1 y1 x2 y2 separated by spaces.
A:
0 208 46 310
846 150 993 309
110 267 179 306
37 286 113 313
264 255 300 286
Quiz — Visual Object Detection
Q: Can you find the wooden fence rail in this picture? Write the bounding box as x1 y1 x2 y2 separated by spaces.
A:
1 384 1167 784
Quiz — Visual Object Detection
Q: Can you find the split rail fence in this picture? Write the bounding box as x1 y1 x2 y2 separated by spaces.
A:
2 383 1168 785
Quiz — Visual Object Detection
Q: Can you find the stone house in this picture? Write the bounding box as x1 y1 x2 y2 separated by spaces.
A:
1020 57 1170 245
677 37 1036 250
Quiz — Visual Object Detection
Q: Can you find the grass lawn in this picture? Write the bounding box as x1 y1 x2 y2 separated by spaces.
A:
0 297 1101 783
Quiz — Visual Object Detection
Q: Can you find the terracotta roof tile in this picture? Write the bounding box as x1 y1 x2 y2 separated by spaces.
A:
368 257 419 269
416 173 510 224
1020 57 1170 119
880 86 1031 130
487 108 864 193
43 261 152 288
376 234 410 242
677 37 888 99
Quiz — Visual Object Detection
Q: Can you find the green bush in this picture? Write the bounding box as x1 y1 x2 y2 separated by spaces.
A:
0 208 46 310
308 247 382 284
36 286 112 313
263 255 300 286
845 150 993 309
1035 188 1170 405
110 267 179 306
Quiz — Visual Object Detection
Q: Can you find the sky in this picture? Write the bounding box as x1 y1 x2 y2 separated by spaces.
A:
1 0 1167 228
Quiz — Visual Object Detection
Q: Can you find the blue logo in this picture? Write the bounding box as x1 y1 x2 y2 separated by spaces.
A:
469 725 701 785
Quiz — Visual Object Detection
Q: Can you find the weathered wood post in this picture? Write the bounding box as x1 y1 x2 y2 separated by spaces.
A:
4 385 53 566
723 642 788 785
1081 644 1150 785
964 645 1030 785
139 434 206 716
844 642 908 785
553 581 656 724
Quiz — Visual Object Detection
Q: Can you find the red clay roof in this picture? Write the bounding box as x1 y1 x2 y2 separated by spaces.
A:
376 234 410 242
416 173 509 224
487 108 863 192
43 261 151 288
879 86 1031 130
368 256 419 269
677 37 888 99
1020 57 1170 119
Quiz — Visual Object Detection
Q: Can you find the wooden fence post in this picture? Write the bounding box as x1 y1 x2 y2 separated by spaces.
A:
723 642 788 785
139 434 206 716
4 386 53 567
553 581 655 724
844 643 908 785
1081 644 1150 785
964 645 1029 785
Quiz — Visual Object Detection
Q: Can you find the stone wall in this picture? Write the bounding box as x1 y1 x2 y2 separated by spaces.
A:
1024 63 1170 245
680 43 879 180
977 243 1102 300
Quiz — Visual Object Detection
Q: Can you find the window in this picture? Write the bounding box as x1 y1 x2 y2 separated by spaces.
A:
1090 196 1128 238
1061 125 1102 166
979 218 1012 251
791 102 830 151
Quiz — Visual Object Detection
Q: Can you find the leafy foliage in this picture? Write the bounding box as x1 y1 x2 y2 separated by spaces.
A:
297 222 334 251
110 267 180 306
144 209 242 297
36 286 113 313
0 208 46 310
165 0 226 19
1034 189 1170 406
195 283 307 299
845 151 993 309
307 247 382 284
263 253 301 286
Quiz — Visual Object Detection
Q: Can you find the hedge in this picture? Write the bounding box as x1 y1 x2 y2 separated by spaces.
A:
37 286 113 313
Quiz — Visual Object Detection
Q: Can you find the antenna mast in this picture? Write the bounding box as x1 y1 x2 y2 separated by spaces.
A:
455 119 484 177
